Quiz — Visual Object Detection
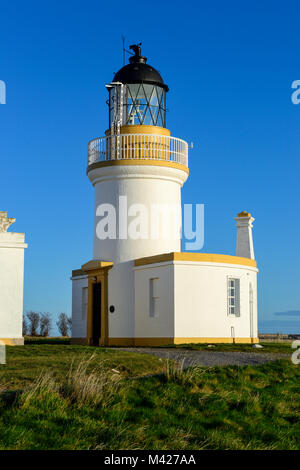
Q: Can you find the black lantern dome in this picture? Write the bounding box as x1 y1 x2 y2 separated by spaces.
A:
108 45 168 128
113 44 169 91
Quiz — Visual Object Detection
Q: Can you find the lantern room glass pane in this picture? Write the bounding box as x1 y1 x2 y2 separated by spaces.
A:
125 83 166 127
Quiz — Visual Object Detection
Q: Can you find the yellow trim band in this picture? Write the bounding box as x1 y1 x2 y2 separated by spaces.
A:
134 252 257 268
82 260 114 272
87 159 189 175
106 125 171 137
71 337 259 346
0 338 24 346
174 337 259 345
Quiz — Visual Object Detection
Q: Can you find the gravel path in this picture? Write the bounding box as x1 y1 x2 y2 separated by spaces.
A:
114 347 289 367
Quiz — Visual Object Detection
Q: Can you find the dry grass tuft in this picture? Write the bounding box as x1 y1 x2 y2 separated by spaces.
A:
21 372 58 406
165 357 206 385
60 354 121 407
20 355 121 409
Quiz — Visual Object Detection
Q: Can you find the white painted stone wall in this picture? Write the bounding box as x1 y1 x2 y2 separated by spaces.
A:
72 259 258 341
71 275 88 338
0 232 27 340
174 261 258 340
134 263 175 338
88 164 188 264
133 260 258 340
71 262 135 340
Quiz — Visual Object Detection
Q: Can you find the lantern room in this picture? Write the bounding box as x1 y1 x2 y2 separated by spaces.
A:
107 44 169 129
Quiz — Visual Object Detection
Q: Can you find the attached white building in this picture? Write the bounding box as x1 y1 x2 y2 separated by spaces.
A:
71 45 258 346
0 211 27 345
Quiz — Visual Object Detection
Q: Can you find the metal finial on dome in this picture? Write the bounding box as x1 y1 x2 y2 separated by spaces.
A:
129 43 147 64
112 44 168 91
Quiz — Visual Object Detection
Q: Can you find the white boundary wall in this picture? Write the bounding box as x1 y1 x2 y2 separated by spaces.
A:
0 232 27 340
71 275 88 338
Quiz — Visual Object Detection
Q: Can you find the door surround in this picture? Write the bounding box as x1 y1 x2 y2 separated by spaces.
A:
81 260 113 346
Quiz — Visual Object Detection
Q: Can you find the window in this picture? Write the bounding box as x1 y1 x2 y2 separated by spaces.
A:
149 278 159 317
82 287 88 320
126 84 166 127
227 278 240 316
109 83 167 128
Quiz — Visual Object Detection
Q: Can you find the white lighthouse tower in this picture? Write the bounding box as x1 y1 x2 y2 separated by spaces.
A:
71 45 259 347
88 44 188 264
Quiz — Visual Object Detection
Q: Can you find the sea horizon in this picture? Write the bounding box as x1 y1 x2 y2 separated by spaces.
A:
258 320 300 335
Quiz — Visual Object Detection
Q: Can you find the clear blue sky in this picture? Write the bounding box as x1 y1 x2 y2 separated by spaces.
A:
0 1 299 334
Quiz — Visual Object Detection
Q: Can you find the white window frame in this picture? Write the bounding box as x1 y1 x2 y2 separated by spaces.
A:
227 278 240 317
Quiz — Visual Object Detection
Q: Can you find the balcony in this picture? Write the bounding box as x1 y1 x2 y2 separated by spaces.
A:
87 134 188 169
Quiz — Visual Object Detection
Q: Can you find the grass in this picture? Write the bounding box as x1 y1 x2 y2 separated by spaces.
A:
158 342 292 354
23 336 292 353
0 344 167 391
0 344 299 450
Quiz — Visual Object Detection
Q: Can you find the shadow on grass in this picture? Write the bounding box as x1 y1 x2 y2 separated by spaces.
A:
24 337 70 345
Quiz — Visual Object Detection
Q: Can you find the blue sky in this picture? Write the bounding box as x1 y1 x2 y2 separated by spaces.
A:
0 1 299 334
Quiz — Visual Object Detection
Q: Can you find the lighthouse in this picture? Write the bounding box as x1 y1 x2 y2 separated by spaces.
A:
71 45 259 347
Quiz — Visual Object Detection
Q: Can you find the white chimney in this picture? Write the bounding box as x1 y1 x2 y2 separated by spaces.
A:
234 211 255 260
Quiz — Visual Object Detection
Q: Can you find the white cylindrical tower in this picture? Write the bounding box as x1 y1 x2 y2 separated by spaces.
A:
87 45 189 264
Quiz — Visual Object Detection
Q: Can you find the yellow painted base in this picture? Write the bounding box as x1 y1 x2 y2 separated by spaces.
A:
174 337 259 345
87 159 189 175
108 338 172 347
72 337 259 347
0 338 24 346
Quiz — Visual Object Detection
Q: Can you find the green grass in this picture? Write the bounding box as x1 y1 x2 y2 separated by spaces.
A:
0 344 167 391
158 342 292 354
0 344 299 450
23 336 292 353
